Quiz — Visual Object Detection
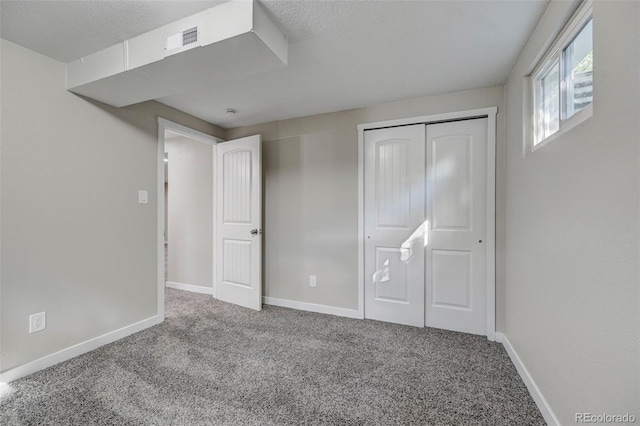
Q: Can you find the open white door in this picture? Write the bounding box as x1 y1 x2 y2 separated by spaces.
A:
216 135 262 311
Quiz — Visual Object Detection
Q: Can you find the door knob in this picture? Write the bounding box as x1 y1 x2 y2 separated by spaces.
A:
250 229 262 236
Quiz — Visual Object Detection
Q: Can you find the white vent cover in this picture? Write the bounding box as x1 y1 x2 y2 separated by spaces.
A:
183 27 198 46
166 26 198 51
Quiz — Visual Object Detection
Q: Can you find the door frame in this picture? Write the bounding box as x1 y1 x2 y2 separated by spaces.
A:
356 107 497 340
157 118 223 320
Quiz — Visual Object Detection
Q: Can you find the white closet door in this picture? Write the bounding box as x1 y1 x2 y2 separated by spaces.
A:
364 124 426 327
425 118 487 335
216 135 262 311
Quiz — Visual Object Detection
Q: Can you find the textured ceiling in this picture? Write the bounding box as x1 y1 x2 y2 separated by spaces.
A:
0 0 549 128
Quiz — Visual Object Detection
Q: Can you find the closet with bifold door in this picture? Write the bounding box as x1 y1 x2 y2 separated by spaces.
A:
364 117 488 334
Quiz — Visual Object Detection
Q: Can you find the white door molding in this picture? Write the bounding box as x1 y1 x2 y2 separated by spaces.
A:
357 107 497 340
157 118 222 320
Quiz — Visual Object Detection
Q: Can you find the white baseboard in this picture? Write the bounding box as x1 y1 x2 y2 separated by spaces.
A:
0 315 162 384
166 281 214 295
495 332 559 426
263 297 361 319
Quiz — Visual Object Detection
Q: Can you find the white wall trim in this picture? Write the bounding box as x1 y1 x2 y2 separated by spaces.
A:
157 122 167 323
166 281 214 295
157 118 223 314
211 140 218 299
263 297 361 319
357 107 498 338
356 107 498 132
158 119 222 145
0 315 161 384
357 127 366 320
486 111 497 342
495 332 559 426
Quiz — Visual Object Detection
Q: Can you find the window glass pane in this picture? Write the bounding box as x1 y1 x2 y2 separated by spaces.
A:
563 18 593 119
539 60 560 141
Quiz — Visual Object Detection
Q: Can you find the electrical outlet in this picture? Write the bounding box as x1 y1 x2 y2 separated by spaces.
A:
310 275 316 287
29 312 46 334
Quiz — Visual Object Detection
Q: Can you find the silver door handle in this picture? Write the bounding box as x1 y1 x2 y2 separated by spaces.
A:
250 229 262 236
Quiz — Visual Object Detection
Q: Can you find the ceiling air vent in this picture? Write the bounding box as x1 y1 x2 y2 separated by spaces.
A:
165 26 199 51
183 27 198 46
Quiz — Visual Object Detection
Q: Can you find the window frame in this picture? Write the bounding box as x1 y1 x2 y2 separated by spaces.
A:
529 0 593 151
533 56 560 144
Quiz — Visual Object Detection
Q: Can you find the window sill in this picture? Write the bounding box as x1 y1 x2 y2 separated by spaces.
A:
530 103 593 154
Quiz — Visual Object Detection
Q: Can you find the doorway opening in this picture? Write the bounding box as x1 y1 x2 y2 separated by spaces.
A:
157 119 222 320
164 130 216 295
157 119 263 318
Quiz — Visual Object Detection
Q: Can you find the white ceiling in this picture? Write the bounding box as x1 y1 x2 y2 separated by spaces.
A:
1 0 549 128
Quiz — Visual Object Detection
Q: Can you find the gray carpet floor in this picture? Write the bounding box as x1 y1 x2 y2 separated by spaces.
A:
1 289 545 425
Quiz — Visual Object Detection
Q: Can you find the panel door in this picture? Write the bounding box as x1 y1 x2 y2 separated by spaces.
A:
216 135 262 311
425 118 487 335
364 124 426 327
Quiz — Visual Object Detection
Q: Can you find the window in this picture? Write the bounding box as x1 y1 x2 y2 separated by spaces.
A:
532 1 593 147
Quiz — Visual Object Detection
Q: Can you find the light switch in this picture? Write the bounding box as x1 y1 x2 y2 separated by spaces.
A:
138 190 148 204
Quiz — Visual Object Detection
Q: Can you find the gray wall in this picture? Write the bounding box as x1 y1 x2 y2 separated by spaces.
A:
503 1 639 422
225 87 505 320
0 39 223 372
165 136 213 290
